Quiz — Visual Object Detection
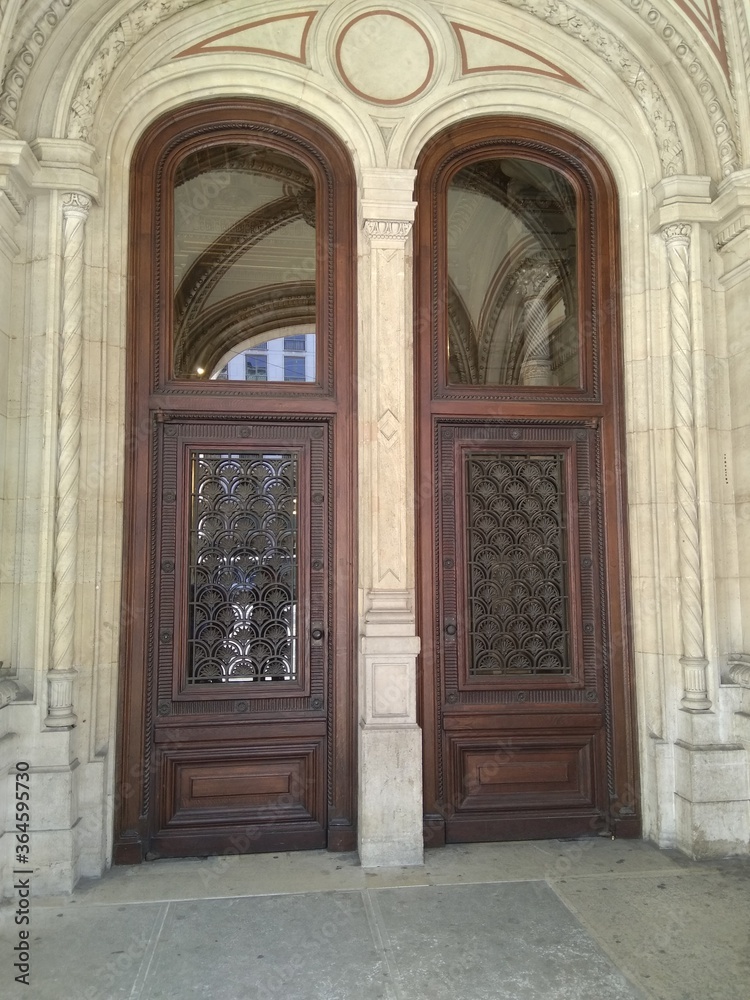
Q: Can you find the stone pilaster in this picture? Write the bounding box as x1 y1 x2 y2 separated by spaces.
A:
358 168 422 867
45 192 91 729
662 223 711 713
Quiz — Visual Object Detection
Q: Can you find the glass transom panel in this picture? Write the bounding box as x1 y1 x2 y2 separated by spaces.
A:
172 144 317 381
447 159 579 387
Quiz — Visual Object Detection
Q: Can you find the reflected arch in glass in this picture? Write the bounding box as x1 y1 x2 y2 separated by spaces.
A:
173 144 318 381
447 158 578 387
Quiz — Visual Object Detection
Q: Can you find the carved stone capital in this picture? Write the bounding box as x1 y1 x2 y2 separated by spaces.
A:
62 191 92 219
662 222 692 247
517 260 556 299
364 219 413 242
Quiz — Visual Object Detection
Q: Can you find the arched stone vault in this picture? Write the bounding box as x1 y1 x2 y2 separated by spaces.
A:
1 0 750 894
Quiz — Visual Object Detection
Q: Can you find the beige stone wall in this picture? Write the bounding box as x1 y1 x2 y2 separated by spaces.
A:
0 0 749 895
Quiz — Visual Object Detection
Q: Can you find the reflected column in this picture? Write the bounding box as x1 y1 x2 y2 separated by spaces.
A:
517 260 557 386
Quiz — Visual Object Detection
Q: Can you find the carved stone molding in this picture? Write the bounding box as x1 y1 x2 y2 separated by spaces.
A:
497 0 684 175
0 677 21 709
623 0 738 175
46 669 77 728
716 213 750 251
67 0 205 141
729 654 750 687
735 0 750 101
0 0 75 130
45 190 92 730
661 222 711 712
364 219 413 242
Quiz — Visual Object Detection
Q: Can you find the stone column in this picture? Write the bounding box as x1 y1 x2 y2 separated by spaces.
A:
358 168 422 867
517 260 557 386
662 223 711 712
45 192 91 729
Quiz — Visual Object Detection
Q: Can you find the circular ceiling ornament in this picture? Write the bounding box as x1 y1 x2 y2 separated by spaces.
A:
335 10 435 106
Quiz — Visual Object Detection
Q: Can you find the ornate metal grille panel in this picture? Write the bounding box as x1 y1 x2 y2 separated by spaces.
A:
187 451 298 683
465 452 570 676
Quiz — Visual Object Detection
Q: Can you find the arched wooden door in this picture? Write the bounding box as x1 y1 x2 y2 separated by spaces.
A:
115 101 356 862
415 119 639 844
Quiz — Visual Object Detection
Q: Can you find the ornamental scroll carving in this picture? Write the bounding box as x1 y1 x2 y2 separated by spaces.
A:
0 0 75 130
497 0 685 176
623 0 738 176
67 0 206 141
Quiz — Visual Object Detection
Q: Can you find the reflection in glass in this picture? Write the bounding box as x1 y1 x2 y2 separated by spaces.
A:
447 159 578 387
212 330 316 382
187 451 298 683
173 144 317 380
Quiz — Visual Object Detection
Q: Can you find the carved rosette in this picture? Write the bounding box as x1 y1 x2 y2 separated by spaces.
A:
45 191 92 729
662 223 710 712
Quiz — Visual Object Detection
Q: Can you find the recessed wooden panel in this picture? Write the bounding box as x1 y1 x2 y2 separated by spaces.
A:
449 733 595 813
159 741 324 829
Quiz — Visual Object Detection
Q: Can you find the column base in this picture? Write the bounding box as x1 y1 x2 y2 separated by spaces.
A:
358 723 423 868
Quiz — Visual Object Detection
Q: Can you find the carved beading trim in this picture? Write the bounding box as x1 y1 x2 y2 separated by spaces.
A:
497 0 684 176
67 0 205 141
624 0 739 175
0 0 75 130
45 190 91 729
661 222 710 712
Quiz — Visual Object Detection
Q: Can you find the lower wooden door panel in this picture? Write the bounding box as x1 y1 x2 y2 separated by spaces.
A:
151 723 327 856
424 420 638 843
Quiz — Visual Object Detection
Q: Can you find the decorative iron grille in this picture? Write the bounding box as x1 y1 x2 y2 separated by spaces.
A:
187 451 298 682
465 452 570 675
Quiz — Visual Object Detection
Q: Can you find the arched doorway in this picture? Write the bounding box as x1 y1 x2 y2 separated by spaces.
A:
415 118 639 844
114 100 357 861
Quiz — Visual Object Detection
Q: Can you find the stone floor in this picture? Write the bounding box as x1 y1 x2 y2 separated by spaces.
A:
1 838 748 999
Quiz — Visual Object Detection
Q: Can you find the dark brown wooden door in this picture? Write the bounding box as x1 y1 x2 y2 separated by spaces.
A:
115 101 356 862
145 419 330 856
431 420 616 841
416 119 639 846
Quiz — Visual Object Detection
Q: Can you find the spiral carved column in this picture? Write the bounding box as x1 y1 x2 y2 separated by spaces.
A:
662 223 711 712
45 192 91 729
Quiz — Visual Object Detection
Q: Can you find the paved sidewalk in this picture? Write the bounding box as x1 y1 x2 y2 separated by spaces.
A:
1 839 748 999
